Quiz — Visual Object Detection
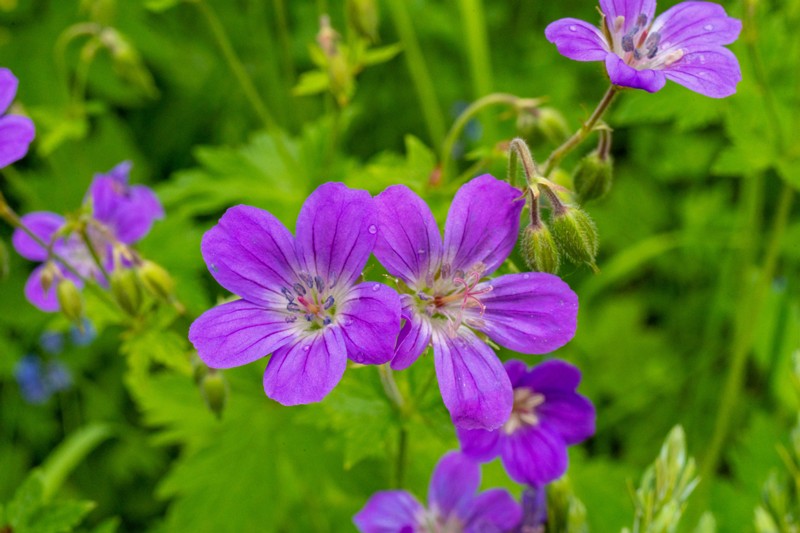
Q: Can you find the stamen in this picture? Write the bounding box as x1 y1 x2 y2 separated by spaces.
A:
300 273 314 288
322 317 332 326
281 287 294 301
287 302 301 312
293 282 307 296
305 313 314 322
285 315 297 323
645 32 661 58
613 15 625 33
440 263 451 279
637 13 648 27
315 276 325 293
622 33 635 52
662 49 684 67
417 292 431 301
323 296 335 310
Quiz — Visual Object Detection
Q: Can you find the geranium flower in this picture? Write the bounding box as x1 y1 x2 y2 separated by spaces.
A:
545 0 742 97
0 67 35 168
354 451 521 533
189 183 401 405
11 163 163 311
373 175 578 430
456 359 595 487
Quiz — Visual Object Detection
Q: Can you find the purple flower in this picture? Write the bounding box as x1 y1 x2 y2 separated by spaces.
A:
456 359 595 487
188 182 401 406
513 487 547 533
373 175 578 430
545 0 742 97
11 162 163 311
0 68 35 168
354 452 522 533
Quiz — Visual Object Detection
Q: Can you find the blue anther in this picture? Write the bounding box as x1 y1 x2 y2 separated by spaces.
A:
305 314 314 322
323 296 335 310
281 287 294 301
322 317 332 326
622 33 635 52
637 13 648 27
287 302 301 312
285 315 298 323
418 292 431 301
293 283 306 296
301 273 314 288
315 276 325 292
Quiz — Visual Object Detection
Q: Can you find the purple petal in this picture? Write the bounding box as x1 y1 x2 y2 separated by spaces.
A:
545 18 610 62
428 452 480 519
443 175 524 277
0 68 18 115
24 266 60 312
188 299 298 369
600 0 656 33
99 161 132 184
337 282 401 365
456 426 501 462
374 184 443 286
89 170 164 244
391 310 432 371
503 359 530 388
12 212 64 261
605 54 666 92
651 1 741 52
432 328 513 430
464 489 522 533
538 391 596 445
262 326 347 405
201 205 300 307
0 115 35 168
663 47 741 98
474 273 578 354
501 425 568 486
295 182 375 288
522 358 582 392
353 491 423 533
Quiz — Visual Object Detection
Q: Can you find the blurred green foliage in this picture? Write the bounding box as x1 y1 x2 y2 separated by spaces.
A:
1 0 798 531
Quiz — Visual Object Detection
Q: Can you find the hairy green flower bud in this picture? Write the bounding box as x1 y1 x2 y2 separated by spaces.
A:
201 370 228 419
139 260 175 301
519 107 570 146
347 0 380 42
551 207 599 268
111 269 142 316
573 151 613 203
520 223 560 274
56 279 83 323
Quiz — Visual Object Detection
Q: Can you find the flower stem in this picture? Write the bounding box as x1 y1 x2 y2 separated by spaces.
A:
441 93 523 182
701 182 794 480
507 137 540 188
378 364 409 488
79 227 110 282
192 0 299 175
541 85 619 176
386 0 447 149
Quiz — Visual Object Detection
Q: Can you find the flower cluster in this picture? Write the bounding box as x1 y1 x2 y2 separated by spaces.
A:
545 0 742 97
11 162 164 312
0 67 35 168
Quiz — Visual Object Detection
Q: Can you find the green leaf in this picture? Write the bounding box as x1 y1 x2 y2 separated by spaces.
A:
361 43 403 67
25 500 95 533
143 0 183 12
291 70 329 97
7 472 44 528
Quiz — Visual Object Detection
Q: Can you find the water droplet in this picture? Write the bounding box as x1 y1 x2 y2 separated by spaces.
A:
703 24 713 31
367 224 377 234
699 54 706 64
371 284 380 292
522 273 530 280
303 345 311 352
417 249 425 255
344 318 353 326
568 25 577 31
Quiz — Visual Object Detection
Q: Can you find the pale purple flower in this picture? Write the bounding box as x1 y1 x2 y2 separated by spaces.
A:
0 67 35 168
512 487 547 533
188 182 401 406
354 452 522 533
373 175 579 430
11 162 163 311
545 0 742 97
457 360 595 487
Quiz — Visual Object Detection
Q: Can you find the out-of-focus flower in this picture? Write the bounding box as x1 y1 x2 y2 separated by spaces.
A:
373 175 578 430
11 162 162 312
0 67 35 168
545 0 741 97
457 359 595 487
354 451 521 533
70 318 96 346
189 182 401 406
15 354 72 404
39 331 65 354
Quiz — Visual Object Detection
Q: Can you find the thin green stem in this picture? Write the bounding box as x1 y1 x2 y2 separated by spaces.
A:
193 0 299 174
542 85 618 176
702 183 795 480
378 364 409 488
386 0 447 149
441 92 522 182
506 137 539 188
457 0 495 141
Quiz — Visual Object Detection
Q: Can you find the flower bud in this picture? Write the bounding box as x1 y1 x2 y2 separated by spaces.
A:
551 207 599 269
110 268 142 316
201 370 228 419
56 279 83 323
520 223 560 274
519 107 570 146
138 260 175 301
573 151 613 203
192 354 209 386
347 0 380 43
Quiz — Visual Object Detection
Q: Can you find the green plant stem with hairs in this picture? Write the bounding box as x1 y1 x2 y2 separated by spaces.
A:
378 364 410 489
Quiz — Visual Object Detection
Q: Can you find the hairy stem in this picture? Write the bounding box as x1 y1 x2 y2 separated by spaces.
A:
378 364 409 488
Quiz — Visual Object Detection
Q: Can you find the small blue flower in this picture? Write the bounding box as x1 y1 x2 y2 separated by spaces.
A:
70 318 96 346
39 331 65 354
14 355 72 404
